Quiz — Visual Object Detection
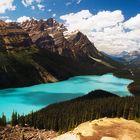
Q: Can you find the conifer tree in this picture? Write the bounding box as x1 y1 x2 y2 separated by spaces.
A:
11 111 18 126
0 113 6 126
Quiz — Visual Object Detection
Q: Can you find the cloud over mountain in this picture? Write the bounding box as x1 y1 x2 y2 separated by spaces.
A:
60 10 140 54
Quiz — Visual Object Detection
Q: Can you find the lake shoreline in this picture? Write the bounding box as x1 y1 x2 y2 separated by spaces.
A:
0 73 133 119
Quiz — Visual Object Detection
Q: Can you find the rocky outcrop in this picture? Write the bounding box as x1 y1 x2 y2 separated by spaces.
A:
20 18 65 42
0 125 57 140
2 118 140 140
53 118 140 140
0 21 32 50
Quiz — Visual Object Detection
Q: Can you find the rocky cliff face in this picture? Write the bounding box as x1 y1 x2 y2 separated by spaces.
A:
20 18 122 69
20 19 102 60
0 21 32 50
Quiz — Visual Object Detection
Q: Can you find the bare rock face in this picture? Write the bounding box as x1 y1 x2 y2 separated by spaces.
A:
0 21 33 50
20 18 65 39
20 18 102 61
66 31 100 60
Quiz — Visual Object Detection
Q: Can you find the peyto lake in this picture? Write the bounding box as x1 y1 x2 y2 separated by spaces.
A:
0 73 133 118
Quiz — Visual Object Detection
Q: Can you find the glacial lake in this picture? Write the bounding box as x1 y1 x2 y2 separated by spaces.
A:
0 73 133 119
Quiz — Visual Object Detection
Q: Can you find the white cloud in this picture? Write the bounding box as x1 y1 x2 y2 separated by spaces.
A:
31 5 35 10
5 19 13 22
22 0 33 7
0 16 13 22
0 16 9 19
17 16 32 23
0 0 16 14
52 13 56 17
48 9 52 12
37 4 45 11
66 2 72 6
35 0 41 3
124 14 140 30
22 0 45 11
60 10 140 54
77 0 82 4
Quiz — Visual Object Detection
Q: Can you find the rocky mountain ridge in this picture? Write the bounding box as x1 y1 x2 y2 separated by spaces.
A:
0 18 122 89
20 18 123 68
20 18 100 60
112 50 140 66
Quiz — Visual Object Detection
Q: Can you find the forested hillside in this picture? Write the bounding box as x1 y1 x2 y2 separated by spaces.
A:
4 90 139 132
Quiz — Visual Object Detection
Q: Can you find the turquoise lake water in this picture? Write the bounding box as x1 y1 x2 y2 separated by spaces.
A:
0 73 133 119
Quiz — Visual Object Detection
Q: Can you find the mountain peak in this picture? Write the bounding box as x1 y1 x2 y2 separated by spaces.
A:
46 18 57 27
0 20 7 27
67 30 87 41
63 30 82 39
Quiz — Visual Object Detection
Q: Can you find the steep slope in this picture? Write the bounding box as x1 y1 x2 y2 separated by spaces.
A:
0 48 107 89
0 19 123 89
20 19 122 69
0 48 57 89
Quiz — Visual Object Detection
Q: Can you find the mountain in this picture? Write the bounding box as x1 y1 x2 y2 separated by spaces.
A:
112 50 140 66
0 48 108 89
20 18 122 68
0 19 122 89
20 18 100 59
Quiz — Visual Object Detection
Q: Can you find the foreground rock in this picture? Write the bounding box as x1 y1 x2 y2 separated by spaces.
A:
53 118 140 140
0 125 57 140
1 118 140 140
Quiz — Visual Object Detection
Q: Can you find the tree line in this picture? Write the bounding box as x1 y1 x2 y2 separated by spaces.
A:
22 91 140 132
1 90 140 133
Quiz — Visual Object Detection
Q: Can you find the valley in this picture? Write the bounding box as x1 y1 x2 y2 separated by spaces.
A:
0 17 140 140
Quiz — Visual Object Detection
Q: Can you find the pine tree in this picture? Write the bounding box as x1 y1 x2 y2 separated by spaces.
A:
128 106 134 120
123 102 128 119
11 111 18 126
0 113 6 126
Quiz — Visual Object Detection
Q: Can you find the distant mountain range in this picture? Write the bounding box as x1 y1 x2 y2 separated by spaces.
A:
0 18 122 89
111 50 140 66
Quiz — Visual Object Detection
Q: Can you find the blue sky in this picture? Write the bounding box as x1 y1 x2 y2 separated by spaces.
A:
0 0 140 21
